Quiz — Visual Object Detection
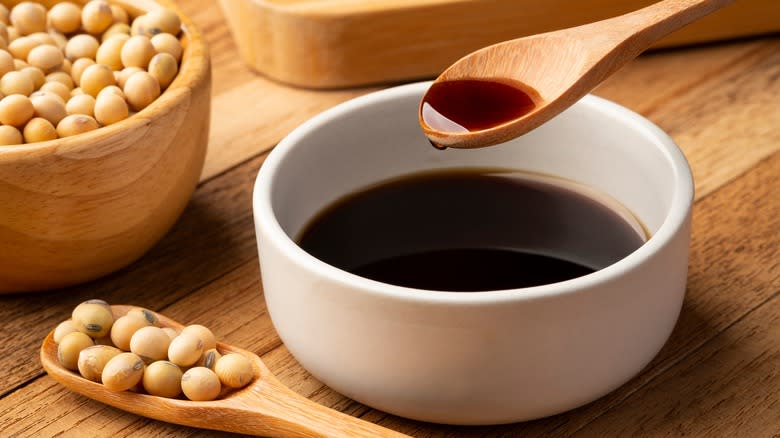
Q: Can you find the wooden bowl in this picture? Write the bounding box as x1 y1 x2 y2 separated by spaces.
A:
0 0 211 293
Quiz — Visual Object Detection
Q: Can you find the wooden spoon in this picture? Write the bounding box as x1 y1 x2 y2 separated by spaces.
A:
40 305 407 438
420 0 735 149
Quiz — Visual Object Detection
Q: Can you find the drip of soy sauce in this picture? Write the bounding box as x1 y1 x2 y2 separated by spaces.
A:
421 79 537 144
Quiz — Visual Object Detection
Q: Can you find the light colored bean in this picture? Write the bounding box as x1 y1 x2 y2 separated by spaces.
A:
56 113 98 136
72 301 114 338
94 91 127 125
79 63 114 96
0 125 21 145
123 70 158 111
23 117 57 142
45 71 74 89
48 2 82 34
31 92 67 125
53 319 79 344
64 33 99 60
214 353 253 388
95 34 127 71
0 48 14 75
40 80 71 102
77 344 121 382
120 35 154 69
10 2 47 36
81 0 113 35
0 94 33 126
0 70 33 95
181 367 221 401
109 313 150 350
150 33 181 62
26 44 63 72
147 52 177 89
168 333 203 367
143 360 182 398
129 326 171 362
65 93 95 116
181 324 217 352
8 36 40 60
101 352 145 391
57 331 94 370
21 65 44 88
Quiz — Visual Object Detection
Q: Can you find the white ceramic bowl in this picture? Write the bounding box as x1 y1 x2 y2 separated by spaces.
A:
253 82 693 425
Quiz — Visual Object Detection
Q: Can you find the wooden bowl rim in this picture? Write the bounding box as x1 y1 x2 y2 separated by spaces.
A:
0 0 209 160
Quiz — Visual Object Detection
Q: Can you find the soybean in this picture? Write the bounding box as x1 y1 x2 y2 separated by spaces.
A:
123 71 158 111
57 331 94 370
79 63 115 96
0 125 21 144
120 35 154 69
148 52 177 89
77 345 121 382
214 353 253 388
0 70 33 96
27 44 63 72
48 2 82 34
56 113 98 136
65 93 95 116
94 92 127 125
64 34 99 60
142 361 182 398
72 301 114 338
102 352 145 391
0 94 34 126
81 0 113 35
150 33 181 62
23 117 56 142
181 324 217 352
31 92 67 125
130 326 171 362
168 333 203 367
53 319 79 344
10 2 47 36
181 367 221 401
110 314 151 351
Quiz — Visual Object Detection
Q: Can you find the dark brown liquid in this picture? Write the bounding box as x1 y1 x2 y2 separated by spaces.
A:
297 169 646 292
421 79 536 134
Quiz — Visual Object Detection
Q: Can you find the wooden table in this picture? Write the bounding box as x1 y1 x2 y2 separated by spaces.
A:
2 1 779 436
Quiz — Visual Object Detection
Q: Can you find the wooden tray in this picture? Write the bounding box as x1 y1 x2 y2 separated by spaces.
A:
218 0 780 89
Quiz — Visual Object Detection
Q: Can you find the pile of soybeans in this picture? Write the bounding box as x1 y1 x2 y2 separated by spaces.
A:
0 1 183 145
54 300 254 401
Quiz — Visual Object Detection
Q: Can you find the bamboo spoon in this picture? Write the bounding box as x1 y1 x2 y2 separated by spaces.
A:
40 305 407 438
420 0 735 149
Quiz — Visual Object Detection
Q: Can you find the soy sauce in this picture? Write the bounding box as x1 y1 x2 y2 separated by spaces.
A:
421 79 536 133
297 169 646 292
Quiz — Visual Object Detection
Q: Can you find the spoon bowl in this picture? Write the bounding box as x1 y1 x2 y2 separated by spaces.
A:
421 0 734 148
40 305 406 438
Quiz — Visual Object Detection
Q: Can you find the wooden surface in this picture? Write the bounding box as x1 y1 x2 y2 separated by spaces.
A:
218 0 780 88
1 0 779 436
0 0 210 292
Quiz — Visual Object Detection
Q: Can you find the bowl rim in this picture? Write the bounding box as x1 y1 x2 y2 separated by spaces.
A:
253 81 694 305
0 0 209 160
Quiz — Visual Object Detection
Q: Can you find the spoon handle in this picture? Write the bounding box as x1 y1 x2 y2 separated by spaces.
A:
205 374 410 437
585 0 736 59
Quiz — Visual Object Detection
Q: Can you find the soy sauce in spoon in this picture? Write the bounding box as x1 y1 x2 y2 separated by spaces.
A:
420 79 537 149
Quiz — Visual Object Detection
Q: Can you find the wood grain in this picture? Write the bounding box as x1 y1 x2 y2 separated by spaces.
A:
218 0 780 88
0 0 779 436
